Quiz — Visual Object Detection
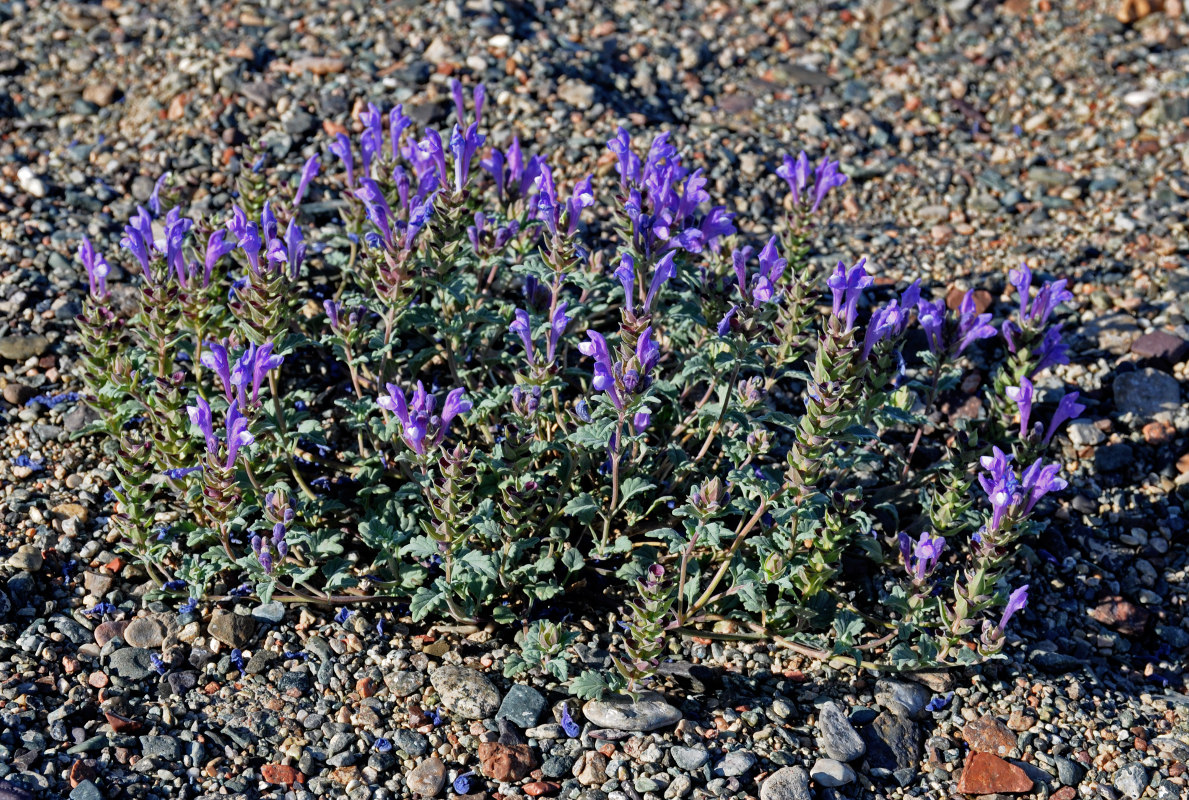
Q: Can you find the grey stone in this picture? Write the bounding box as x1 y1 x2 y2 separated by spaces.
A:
875 680 932 717
6 545 42 571
123 617 166 649
558 80 596 109
817 700 866 761
1095 443 1134 473
429 666 500 719
385 670 425 697
1114 763 1148 799
810 758 856 787
109 648 155 681
861 712 921 772
497 684 547 728
1113 369 1181 418
392 730 428 757
140 735 182 760
583 692 682 732
759 766 811 800
670 745 710 771
713 749 756 777
1066 421 1104 447
68 781 102 800
251 602 285 623
208 610 255 648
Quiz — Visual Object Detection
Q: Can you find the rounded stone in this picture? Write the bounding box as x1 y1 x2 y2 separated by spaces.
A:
429 666 500 719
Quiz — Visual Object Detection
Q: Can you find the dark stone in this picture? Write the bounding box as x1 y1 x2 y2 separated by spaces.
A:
860 713 921 774
1094 444 1134 473
656 661 721 694
1131 331 1189 365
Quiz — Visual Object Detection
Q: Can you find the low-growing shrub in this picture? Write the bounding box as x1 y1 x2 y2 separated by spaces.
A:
75 82 1078 696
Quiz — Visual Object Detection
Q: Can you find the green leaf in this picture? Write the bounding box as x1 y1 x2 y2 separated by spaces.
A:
562 493 600 525
569 669 609 701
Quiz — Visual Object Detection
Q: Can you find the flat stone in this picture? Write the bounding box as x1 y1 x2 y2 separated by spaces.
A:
962 715 1017 756
875 680 932 717
1086 313 1140 354
583 692 682 732
6 545 42 572
670 745 710 771
123 617 166 649
1113 763 1148 799
497 684 547 729
109 648 155 681
713 750 756 777
0 784 35 800
957 752 1033 794
429 666 500 719
1113 368 1181 418
817 700 866 761
477 742 536 782
140 735 182 760
1131 331 1189 364
1089 596 1150 636
810 758 856 787
0 335 49 361
1066 421 1104 447
208 610 255 648
262 764 303 785
861 712 921 772
68 781 102 800
405 756 446 795
385 671 425 697
759 766 811 800
93 620 128 647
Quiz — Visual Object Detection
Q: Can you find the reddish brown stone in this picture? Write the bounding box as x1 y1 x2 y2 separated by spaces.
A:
356 677 376 698
477 742 537 782
69 759 97 788
87 671 108 689
105 712 145 734
1089 597 1149 636
94 620 129 647
1142 420 1174 445
262 764 303 785
523 782 559 796
957 752 1033 795
1052 788 1077 800
962 715 1017 756
945 286 993 314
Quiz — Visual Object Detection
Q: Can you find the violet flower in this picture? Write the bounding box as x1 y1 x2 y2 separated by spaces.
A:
1018 459 1066 514
360 102 383 174
389 104 411 161
811 156 848 212
230 341 284 407
187 395 217 456
861 281 920 360
78 236 111 300
293 154 320 207
509 309 534 362
1042 391 1085 446
899 531 945 582
826 258 872 332
377 382 471 456
201 341 234 403
717 304 739 337
223 399 255 469
644 251 676 315
450 122 486 193
148 171 171 217
607 127 642 187
204 229 237 286
329 132 355 189
1004 377 1035 438
355 177 394 248
578 331 623 410
954 290 996 353
775 151 811 206
997 585 1028 631
285 218 305 279
546 302 570 365
560 703 580 737
227 206 261 274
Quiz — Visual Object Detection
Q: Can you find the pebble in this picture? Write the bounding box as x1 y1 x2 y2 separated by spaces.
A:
759 766 811 800
1112 369 1181 418
108 648 155 681
123 617 167 649
583 693 682 732
496 684 547 729
816 700 865 762
957 752 1033 795
207 610 255 648
16 166 48 198
404 757 446 796
429 665 501 719
5 545 42 572
809 758 856 787
670 745 710 771
713 750 756 777
1113 763 1149 799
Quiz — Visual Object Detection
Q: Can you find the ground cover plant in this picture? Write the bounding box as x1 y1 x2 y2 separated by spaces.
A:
73 81 1079 698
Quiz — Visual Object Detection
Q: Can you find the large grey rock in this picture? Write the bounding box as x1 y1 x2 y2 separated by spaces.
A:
1113 369 1181 418
811 758 856 787
713 749 756 777
759 766 811 800
583 692 682 732
429 666 500 719
208 610 255 648
109 648 155 681
817 700 866 761
1113 763 1148 799
670 745 710 771
875 679 932 717
497 684 547 728
861 712 921 772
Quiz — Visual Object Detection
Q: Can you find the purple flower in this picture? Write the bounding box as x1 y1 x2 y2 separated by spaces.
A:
325 299 342 331
644 251 676 314
560 703 580 737
204 229 237 286
607 127 642 187
1019 459 1066 514
163 208 194 284
377 382 471 455
230 649 245 672
1031 326 1068 374
566 174 595 234
546 302 570 365
811 155 847 212
227 206 261 274
187 395 217 456
389 104 412 161
954 291 996 354
148 172 171 217
285 218 305 279
776 151 811 206
223 400 255 469
633 409 651 433
356 177 393 247
827 258 871 331
717 304 739 337
231 341 284 407
329 133 355 189
360 102 383 174
1043 391 1085 445
998 585 1028 631
120 224 152 279
78 236 111 300
150 653 167 675
374 738 392 753
636 326 660 375
293 153 320 207
450 122 486 193
901 531 945 582
1004 377 1035 438
179 597 198 615
509 309 534 361
578 331 623 410
201 341 234 403
334 607 353 624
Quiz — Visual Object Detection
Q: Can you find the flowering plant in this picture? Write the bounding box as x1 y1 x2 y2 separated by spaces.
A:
74 81 1077 692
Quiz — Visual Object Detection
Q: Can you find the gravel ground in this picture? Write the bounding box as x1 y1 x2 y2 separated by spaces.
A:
2 1 1189 799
